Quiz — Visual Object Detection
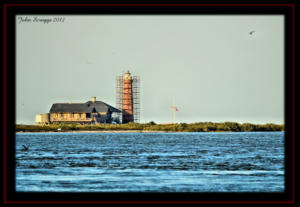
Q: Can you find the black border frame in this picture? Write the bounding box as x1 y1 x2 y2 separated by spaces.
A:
2 3 295 205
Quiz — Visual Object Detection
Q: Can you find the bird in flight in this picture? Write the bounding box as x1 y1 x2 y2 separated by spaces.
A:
249 31 255 35
22 145 29 151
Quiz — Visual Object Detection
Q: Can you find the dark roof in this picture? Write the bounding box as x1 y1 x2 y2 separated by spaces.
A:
49 101 121 113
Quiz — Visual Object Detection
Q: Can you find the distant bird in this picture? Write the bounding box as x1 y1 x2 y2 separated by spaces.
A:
22 145 29 151
249 31 255 35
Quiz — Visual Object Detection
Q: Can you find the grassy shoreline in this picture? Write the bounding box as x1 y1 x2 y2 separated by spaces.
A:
16 130 169 133
16 122 284 133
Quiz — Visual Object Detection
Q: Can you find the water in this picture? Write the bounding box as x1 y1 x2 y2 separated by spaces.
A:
16 132 284 192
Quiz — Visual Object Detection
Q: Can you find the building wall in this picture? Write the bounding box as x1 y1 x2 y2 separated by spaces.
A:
35 113 50 125
50 112 92 122
49 112 112 124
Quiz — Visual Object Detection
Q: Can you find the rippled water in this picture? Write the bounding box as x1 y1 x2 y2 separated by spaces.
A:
16 132 284 192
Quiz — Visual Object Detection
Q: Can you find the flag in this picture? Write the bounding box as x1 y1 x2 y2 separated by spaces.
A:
171 106 179 111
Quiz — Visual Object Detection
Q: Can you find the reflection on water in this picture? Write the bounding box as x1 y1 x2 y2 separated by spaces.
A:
16 132 284 192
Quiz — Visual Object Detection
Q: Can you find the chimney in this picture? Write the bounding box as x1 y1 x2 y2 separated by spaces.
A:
91 96 96 103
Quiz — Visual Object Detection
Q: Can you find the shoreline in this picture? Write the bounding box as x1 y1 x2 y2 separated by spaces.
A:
15 123 284 133
16 130 170 133
15 130 284 133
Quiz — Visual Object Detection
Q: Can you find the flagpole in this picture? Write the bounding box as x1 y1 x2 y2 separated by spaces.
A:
174 110 176 124
173 97 176 124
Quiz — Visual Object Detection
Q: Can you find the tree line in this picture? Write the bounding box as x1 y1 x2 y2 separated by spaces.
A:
16 122 284 132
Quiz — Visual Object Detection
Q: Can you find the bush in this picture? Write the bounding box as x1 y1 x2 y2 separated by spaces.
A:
148 121 156 125
15 122 284 132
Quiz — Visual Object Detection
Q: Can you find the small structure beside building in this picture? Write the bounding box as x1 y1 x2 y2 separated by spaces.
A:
35 97 121 125
35 113 50 125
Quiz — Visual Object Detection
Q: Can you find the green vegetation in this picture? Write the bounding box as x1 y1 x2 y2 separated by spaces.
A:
16 122 284 132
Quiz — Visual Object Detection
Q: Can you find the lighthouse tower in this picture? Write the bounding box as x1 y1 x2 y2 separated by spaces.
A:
116 70 140 124
122 71 134 123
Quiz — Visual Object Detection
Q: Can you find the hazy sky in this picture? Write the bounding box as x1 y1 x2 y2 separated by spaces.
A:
16 15 284 124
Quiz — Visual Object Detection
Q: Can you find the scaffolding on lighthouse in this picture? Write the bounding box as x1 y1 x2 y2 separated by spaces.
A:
116 70 140 123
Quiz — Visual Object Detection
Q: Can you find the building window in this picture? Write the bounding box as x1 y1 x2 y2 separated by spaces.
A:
86 113 91 118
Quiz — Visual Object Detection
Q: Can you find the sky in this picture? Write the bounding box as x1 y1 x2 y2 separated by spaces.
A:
16 15 284 124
